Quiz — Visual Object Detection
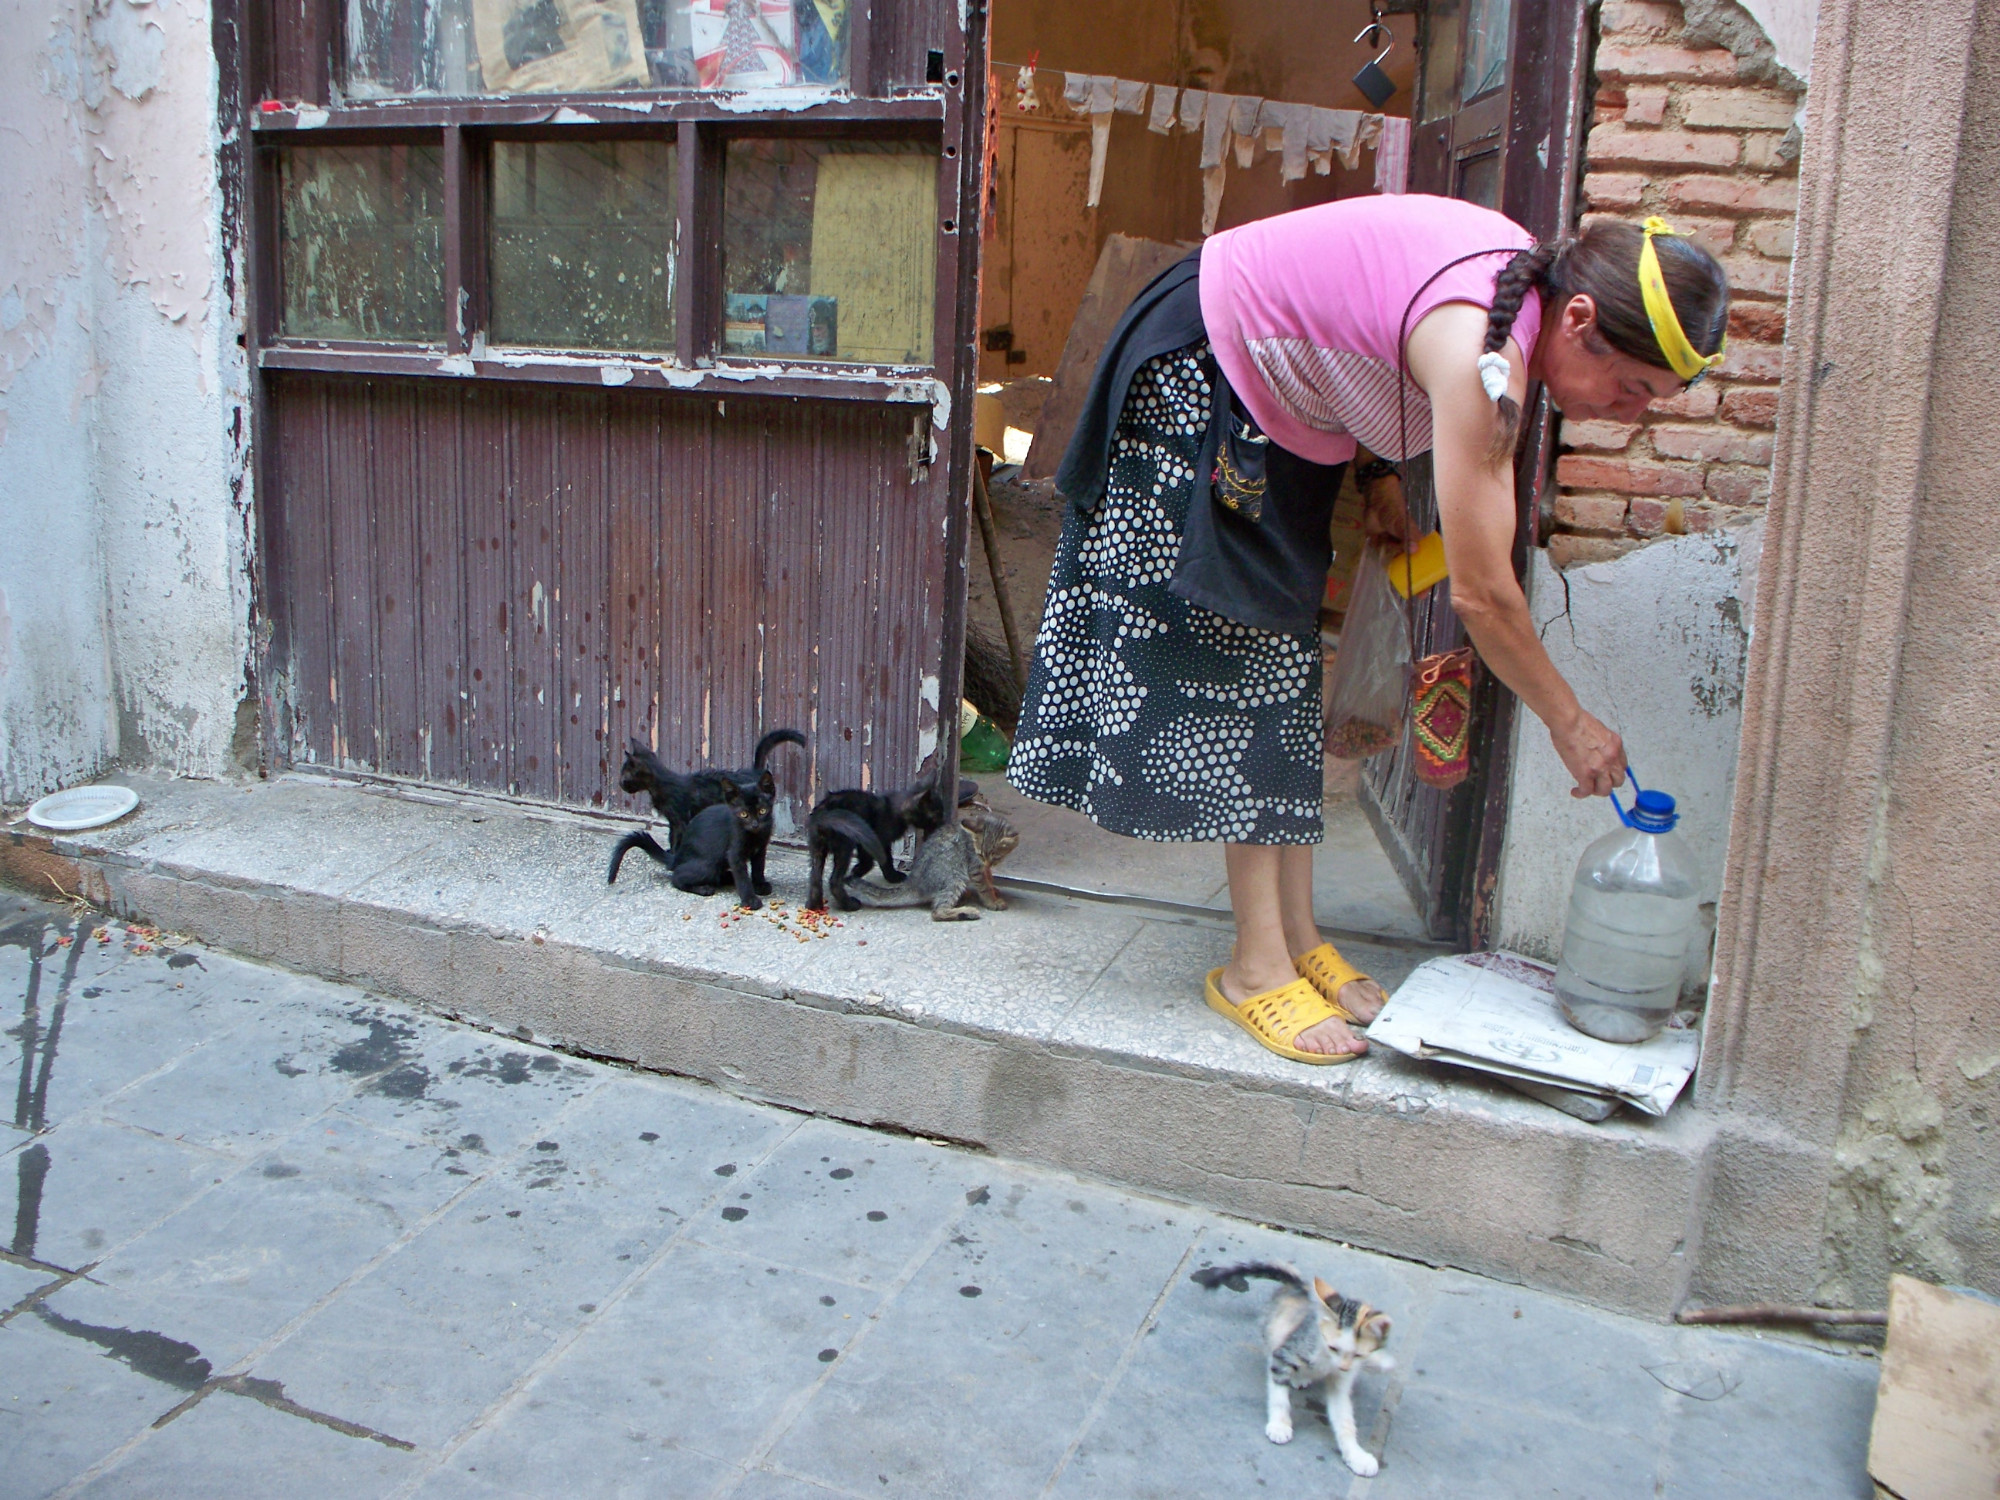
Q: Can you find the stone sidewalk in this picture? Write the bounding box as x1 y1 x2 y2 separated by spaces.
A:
2 894 1878 1498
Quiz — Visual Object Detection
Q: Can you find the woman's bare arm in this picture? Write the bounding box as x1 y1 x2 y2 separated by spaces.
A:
1405 303 1626 797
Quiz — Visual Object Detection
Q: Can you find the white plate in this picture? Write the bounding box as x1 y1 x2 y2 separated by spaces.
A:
25 784 140 832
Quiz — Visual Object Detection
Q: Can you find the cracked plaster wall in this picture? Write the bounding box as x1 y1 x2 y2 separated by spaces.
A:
1493 525 1761 969
1814 0 2000 1302
0 0 248 804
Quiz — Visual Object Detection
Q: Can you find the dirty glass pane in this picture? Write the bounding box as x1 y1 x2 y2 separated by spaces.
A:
489 140 677 351
1455 148 1501 209
722 140 935 366
1460 0 1512 102
279 146 444 341
345 0 850 97
1419 0 1464 124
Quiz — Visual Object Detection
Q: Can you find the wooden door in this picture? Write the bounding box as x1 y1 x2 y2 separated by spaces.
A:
1358 0 1591 946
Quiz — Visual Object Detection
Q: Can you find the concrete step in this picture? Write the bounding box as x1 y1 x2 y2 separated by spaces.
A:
5 771 1719 1318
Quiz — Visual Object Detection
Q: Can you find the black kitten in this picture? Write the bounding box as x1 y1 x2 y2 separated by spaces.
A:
616 728 803 895
607 777 769 909
805 770 953 911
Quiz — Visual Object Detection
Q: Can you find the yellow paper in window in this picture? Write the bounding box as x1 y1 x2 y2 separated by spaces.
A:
808 152 936 365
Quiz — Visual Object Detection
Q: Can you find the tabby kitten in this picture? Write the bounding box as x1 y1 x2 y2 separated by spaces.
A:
1193 1261 1394 1477
827 806 1018 921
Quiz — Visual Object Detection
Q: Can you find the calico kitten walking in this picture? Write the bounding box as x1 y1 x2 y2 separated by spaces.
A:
1193 1261 1394 1476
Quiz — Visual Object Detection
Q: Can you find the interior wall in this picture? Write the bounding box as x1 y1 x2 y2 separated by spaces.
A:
981 0 1413 380
0 0 250 804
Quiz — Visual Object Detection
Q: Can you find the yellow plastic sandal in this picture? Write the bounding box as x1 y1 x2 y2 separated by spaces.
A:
1294 942 1379 1024
1204 969 1363 1066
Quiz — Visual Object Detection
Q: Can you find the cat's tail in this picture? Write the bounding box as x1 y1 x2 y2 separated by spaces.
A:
754 728 808 769
1192 1261 1312 1296
608 830 675 885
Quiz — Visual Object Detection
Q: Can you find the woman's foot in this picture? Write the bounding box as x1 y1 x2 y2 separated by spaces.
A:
1218 960 1367 1056
1331 974 1387 1025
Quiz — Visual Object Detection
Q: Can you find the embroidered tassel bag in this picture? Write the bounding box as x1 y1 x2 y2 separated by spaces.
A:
1385 247 1532 790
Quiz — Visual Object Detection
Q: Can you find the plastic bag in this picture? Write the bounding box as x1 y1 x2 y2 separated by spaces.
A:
1324 543 1410 759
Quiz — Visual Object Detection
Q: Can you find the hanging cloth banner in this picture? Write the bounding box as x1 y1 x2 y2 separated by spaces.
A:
1086 74 1118 206
1148 84 1179 133
1228 95 1263 168
1375 114 1411 194
1179 87 1209 132
1113 78 1149 113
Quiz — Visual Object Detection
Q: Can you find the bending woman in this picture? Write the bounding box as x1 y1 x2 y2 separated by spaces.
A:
1007 196 1729 1063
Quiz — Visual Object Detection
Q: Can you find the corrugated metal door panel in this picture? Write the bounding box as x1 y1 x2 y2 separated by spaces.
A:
557 389 610 805
460 384 512 788
415 382 468 788
370 379 426 780
605 398 662 769
654 398 709 770
507 388 561 798
326 380 379 772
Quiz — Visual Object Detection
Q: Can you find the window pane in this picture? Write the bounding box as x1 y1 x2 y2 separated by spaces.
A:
490 140 677 351
1455 149 1501 209
722 140 936 366
279 146 444 341
1460 0 1512 102
346 0 850 97
1419 0 1464 124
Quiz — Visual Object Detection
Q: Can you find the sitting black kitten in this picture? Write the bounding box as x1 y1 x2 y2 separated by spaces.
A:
616 728 803 896
606 777 769 909
805 769 954 911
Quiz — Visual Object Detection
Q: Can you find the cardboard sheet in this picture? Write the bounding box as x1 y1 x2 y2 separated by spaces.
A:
1367 951 1700 1116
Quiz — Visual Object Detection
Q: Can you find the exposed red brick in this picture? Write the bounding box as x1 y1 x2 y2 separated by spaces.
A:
1728 302 1787 341
1599 0 1684 39
1596 43 1738 83
1627 497 1671 537
1705 469 1771 507
1587 123 1740 169
1652 423 1774 464
1556 456 1704 496
1665 175 1799 214
1548 534 1642 570
1624 86 1670 126
1561 418 1639 452
1582 172 1648 211
1678 86 1801 130
1719 252 1792 298
1649 383 1721 420
1721 388 1780 427
1741 133 1797 173
1747 219 1795 259
1554 493 1633 535
1719 339 1785 381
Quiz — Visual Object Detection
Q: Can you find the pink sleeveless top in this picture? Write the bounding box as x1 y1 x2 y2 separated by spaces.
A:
1198 194 1541 464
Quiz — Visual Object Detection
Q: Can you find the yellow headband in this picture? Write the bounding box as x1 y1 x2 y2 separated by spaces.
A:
1638 216 1726 382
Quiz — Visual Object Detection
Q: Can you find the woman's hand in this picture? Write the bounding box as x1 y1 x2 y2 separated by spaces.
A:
1359 469 1420 553
1550 708 1627 799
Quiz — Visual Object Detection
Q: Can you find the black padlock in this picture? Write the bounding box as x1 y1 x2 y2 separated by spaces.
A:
1352 22 1397 109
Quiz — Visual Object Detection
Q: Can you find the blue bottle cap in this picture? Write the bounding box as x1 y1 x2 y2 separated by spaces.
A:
1610 768 1679 832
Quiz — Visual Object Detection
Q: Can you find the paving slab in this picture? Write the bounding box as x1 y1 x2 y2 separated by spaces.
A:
0 895 1882 1499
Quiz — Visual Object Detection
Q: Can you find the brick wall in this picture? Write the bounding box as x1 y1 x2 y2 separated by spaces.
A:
1546 0 1802 568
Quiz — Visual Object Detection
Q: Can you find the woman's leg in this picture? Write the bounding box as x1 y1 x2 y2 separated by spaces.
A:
1276 847 1387 1023
1219 845 1364 1056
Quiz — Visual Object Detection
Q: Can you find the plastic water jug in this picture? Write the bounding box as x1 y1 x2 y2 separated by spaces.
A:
1554 773 1701 1043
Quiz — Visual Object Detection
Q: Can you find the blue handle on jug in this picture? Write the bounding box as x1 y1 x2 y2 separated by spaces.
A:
1609 766 1643 830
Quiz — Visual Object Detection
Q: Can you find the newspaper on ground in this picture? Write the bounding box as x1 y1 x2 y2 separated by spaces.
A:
1367 951 1699 1116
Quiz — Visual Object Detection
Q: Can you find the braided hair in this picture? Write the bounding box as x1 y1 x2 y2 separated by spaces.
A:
1482 242 1562 464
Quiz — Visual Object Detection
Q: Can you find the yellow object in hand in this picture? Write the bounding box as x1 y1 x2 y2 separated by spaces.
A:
1387 531 1449 599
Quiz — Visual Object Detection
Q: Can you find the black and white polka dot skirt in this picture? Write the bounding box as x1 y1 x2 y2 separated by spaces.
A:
1008 346 1325 845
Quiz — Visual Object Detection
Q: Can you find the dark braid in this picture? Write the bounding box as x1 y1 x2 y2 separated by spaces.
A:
1482 241 1564 464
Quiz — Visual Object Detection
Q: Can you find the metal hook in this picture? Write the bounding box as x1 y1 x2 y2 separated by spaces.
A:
1354 21 1388 49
